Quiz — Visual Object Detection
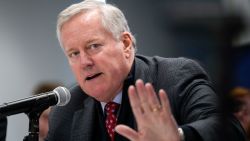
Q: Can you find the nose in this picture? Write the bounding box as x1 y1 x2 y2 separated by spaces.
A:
80 53 94 70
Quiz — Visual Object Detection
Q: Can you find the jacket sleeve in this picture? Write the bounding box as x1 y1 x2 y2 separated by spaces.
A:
156 57 246 141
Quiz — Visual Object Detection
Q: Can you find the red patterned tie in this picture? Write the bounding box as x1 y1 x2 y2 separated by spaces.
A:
105 102 120 141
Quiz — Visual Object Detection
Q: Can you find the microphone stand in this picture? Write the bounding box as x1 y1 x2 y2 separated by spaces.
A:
23 105 49 141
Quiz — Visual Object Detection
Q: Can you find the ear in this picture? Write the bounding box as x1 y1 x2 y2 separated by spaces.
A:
121 32 133 58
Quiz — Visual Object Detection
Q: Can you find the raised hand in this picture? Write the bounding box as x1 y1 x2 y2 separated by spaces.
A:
115 79 180 141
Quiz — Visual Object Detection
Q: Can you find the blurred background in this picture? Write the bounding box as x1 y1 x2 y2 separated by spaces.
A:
0 0 249 140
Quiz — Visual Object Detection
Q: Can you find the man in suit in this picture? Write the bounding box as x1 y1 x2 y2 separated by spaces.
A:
46 0 246 141
0 117 7 141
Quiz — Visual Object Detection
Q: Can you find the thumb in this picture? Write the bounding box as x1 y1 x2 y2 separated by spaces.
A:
115 124 139 141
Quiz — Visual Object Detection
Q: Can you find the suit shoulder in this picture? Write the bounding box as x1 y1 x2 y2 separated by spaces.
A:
135 55 209 80
47 85 89 140
152 56 208 75
51 85 88 114
136 54 200 66
154 56 201 67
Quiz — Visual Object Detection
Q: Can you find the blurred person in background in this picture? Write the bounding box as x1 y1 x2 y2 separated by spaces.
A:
0 117 7 141
231 87 250 141
32 82 62 141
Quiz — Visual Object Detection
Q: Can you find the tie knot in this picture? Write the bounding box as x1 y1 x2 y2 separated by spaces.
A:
105 102 120 114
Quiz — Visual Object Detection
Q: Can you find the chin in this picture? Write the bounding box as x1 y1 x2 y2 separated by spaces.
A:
94 92 113 102
91 94 108 102
86 90 105 100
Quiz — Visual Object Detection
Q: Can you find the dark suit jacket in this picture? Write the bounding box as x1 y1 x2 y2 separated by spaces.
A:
46 55 246 141
0 117 7 141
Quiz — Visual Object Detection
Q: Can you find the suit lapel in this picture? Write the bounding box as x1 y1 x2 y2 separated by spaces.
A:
71 97 96 141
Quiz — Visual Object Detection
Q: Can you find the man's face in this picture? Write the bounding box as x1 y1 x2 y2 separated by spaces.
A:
60 11 133 102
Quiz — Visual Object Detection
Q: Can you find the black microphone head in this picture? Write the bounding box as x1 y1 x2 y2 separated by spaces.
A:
53 86 71 106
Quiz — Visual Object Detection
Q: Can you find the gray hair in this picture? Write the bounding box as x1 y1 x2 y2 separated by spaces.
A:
57 0 136 49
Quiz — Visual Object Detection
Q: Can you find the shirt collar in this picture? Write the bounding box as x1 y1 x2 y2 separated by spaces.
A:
100 91 122 112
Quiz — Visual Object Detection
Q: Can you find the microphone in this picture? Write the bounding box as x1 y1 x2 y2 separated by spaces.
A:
0 86 71 117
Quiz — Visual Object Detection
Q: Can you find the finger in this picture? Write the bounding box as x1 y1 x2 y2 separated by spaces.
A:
128 85 143 122
115 124 139 141
135 79 151 113
145 83 161 111
159 89 171 115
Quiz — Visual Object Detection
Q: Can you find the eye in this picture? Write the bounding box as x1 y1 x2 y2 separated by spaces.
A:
68 51 80 58
88 44 102 50
86 43 103 55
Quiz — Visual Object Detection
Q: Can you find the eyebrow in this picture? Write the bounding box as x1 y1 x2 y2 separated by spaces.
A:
65 48 75 54
86 38 99 45
64 37 102 53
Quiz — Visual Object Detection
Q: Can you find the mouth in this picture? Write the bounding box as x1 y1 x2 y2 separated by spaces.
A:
85 73 103 81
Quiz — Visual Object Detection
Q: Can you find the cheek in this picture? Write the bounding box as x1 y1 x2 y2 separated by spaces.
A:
106 61 128 81
70 64 83 81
